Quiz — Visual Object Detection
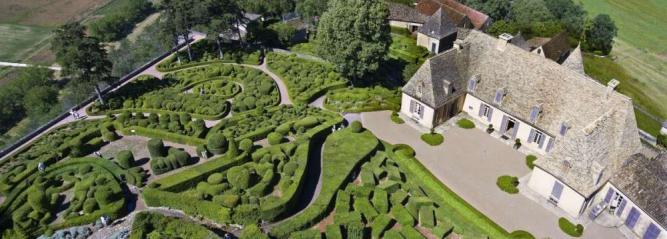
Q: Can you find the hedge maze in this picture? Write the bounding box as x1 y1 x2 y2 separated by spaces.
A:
156 39 262 72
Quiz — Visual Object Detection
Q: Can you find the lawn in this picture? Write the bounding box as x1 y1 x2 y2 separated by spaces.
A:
0 0 111 27
580 0 667 122
0 24 53 62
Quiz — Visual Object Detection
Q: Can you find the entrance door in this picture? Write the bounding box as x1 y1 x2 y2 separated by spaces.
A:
505 119 516 136
431 43 437 53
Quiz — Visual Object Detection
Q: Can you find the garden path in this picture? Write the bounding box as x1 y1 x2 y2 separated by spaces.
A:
360 111 624 239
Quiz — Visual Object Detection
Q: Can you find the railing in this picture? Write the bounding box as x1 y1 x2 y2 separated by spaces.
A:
0 38 194 160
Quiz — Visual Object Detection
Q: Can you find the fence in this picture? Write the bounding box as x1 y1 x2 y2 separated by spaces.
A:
0 38 194 160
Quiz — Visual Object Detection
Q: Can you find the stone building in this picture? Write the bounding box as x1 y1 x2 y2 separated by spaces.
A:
401 30 663 238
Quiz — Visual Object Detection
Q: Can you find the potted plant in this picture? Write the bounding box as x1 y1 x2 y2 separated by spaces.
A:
513 139 522 149
486 124 494 134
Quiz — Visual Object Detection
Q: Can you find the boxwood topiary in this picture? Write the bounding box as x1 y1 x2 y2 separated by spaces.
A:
207 173 224 185
267 132 284 145
239 138 254 152
349 121 363 133
207 133 228 155
147 138 166 158
116 150 134 169
227 166 253 189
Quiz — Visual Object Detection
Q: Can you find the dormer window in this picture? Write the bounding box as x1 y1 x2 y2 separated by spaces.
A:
529 106 541 123
467 75 480 92
416 82 424 97
494 88 505 104
559 122 570 136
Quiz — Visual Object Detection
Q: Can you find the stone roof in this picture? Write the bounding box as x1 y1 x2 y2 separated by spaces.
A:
416 0 489 29
388 2 428 24
540 32 572 63
402 50 467 107
561 45 585 75
509 33 531 51
611 153 667 229
403 30 641 195
418 8 458 39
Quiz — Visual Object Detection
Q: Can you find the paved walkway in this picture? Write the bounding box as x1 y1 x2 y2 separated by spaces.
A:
361 111 624 239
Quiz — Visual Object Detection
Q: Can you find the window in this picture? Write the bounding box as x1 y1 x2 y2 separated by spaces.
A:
559 122 570 136
529 106 541 123
410 100 424 119
643 223 661 239
478 103 493 122
494 89 505 104
468 75 480 92
549 181 564 204
533 131 543 144
625 208 640 229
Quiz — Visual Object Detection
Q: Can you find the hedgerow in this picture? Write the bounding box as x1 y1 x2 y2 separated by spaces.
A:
324 86 401 113
267 52 348 104
156 40 261 72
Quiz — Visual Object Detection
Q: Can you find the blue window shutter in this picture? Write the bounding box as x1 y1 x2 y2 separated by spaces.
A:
478 103 485 117
410 100 415 113
604 188 615 203
512 121 520 138
546 138 555 152
487 107 494 122
643 223 661 239
528 129 536 143
419 104 424 118
551 181 564 200
616 199 627 216
500 116 509 134
468 79 476 91
625 207 640 229
559 122 568 136
530 106 540 122
494 90 503 103
538 134 546 148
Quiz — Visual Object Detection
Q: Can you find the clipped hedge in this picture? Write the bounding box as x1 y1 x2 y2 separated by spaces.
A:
496 175 520 194
558 217 583 237
456 118 476 129
371 214 394 238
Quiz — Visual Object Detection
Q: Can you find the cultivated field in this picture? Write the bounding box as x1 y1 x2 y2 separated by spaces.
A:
0 0 111 27
580 0 667 120
0 24 52 62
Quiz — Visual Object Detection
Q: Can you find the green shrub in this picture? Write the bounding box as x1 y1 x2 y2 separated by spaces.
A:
354 197 379 221
456 119 475 129
83 198 98 213
433 224 454 238
384 230 405 239
372 189 389 213
419 206 436 228
207 133 228 155
345 221 365 239
420 133 444 146
95 187 117 206
526 155 537 170
400 226 424 239
207 173 224 185
391 111 405 124
227 166 253 189
215 194 240 208
558 218 583 237
294 116 320 129
116 150 134 169
349 121 363 133
276 122 293 135
371 214 394 238
147 138 166 158
102 131 118 142
391 205 415 226
325 224 343 239
239 138 254 152
289 229 321 239
496 175 519 194
232 204 261 224
268 132 284 145
509 230 536 239
239 224 269 239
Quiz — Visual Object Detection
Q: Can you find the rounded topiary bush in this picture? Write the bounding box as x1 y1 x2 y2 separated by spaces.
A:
207 133 228 155
83 198 98 213
116 150 134 169
275 122 292 135
349 121 363 133
239 139 253 152
294 116 319 129
526 155 537 170
168 148 191 167
79 164 93 175
496 175 519 194
420 133 444 146
102 131 118 142
282 161 298 176
393 144 415 158
94 187 116 206
509 230 536 239
147 138 166 158
207 173 224 185
227 166 254 189
27 189 48 211
215 194 240 208
456 118 475 129
267 132 284 145
558 217 584 237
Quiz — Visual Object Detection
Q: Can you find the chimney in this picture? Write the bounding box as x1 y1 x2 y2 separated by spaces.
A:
496 33 513 51
606 79 620 98
453 39 465 51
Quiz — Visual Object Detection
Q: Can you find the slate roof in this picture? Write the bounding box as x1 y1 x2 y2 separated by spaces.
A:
404 30 641 196
402 49 467 107
611 153 667 229
416 0 490 29
418 8 458 39
561 45 585 75
509 33 531 51
540 32 572 63
388 2 428 24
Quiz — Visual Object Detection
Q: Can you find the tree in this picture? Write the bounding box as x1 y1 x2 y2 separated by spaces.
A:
23 86 58 117
316 0 391 81
511 0 555 29
268 22 297 46
204 0 242 59
584 14 617 55
544 0 587 36
463 0 511 21
161 0 209 61
296 0 329 22
486 20 519 37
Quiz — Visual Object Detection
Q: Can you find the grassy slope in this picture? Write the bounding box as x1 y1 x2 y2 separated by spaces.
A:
0 24 53 62
580 0 667 122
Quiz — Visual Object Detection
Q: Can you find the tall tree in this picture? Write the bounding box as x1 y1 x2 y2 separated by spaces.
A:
584 14 617 55
205 0 242 58
161 0 208 61
510 0 555 29
316 0 391 81
463 0 511 21
545 0 587 37
52 23 112 103
296 0 329 21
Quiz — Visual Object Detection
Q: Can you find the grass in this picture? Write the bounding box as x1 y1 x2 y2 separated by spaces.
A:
496 176 520 194
324 86 401 113
456 119 475 129
580 0 667 125
389 33 430 64
421 133 444 146
558 217 584 237
583 54 664 136
288 42 319 57
0 23 53 62
129 211 220 239
525 155 537 170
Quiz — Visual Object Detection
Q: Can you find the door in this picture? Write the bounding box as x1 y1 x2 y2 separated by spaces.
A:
643 223 661 239
431 42 437 53
550 181 564 203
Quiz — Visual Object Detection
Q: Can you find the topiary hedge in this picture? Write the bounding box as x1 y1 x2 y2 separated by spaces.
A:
147 138 166 159
558 217 583 237
496 175 519 194
525 155 537 170
115 150 134 169
420 133 444 146
207 133 228 155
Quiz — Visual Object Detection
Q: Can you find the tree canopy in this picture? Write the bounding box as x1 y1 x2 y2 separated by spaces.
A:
584 14 617 55
316 0 391 81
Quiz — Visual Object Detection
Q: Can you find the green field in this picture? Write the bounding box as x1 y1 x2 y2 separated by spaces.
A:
580 0 667 123
0 24 53 62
